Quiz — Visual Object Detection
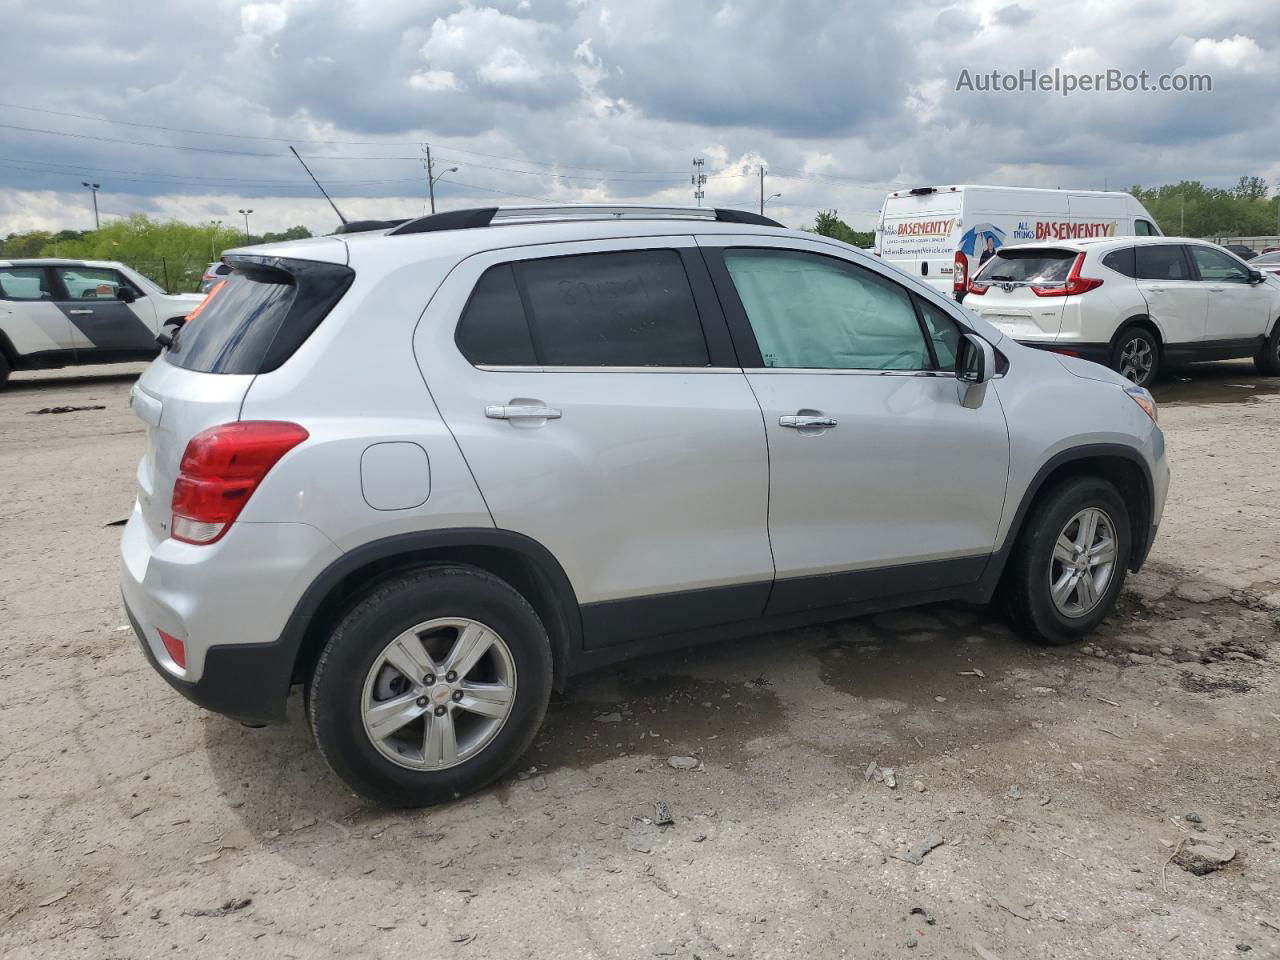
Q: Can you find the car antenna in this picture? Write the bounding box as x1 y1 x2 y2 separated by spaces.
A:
289 145 348 226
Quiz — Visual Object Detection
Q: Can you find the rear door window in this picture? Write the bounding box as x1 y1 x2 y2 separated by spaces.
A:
455 249 711 368
976 248 1077 283
166 259 353 374
1135 245 1191 280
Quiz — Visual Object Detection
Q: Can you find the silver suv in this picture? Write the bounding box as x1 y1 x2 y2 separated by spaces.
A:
121 205 1169 806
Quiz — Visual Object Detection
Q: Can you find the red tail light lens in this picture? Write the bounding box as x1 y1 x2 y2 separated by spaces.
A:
1032 253 1103 297
953 250 968 293
170 421 308 545
157 629 187 668
966 277 989 295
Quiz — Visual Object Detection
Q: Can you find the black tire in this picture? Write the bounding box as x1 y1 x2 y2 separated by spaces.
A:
308 565 553 806
1254 322 1280 376
999 476 1132 645
1110 326 1159 388
0 352 10 390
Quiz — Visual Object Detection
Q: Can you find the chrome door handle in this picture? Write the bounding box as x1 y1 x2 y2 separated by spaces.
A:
780 415 837 429
485 404 562 420
68 309 94 315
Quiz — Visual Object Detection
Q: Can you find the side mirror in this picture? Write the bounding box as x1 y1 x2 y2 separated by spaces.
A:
958 333 996 385
117 287 138 303
957 333 996 409
1248 269 1265 284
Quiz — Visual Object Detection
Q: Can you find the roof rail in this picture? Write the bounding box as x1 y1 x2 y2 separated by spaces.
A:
334 218 410 235
388 205 783 236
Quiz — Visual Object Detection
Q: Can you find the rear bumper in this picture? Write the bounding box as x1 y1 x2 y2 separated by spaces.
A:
1016 340 1111 365
124 599 299 724
120 503 342 724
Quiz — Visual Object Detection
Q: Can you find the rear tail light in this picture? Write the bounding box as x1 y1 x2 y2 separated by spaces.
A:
1031 253 1103 297
157 629 186 668
953 250 968 293
170 421 309 545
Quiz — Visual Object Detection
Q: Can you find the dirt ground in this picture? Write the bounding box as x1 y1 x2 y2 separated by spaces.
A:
1 361 1277 960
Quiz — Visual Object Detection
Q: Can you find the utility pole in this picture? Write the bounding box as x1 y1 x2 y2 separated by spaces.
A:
422 144 457 215
759 165 764 215
424 144 436 215
238 208 253 242
81 181 100 229
210 220 222 259
1180 196 1185 235
691 158 706 207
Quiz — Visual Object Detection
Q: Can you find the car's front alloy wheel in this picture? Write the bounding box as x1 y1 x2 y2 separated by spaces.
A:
1000 475 1132 645
1047 507 1118 618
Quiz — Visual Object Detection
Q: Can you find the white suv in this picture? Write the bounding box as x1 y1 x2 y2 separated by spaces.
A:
965 236 1280 387
0 259 204 388
120 205 1169 806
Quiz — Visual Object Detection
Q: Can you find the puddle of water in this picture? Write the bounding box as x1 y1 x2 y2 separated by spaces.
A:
1153 365 1280 407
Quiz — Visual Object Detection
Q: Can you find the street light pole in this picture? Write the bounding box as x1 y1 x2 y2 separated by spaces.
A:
82 181 100 229
763 192 782 212
237 209 253 242
210 220 222 259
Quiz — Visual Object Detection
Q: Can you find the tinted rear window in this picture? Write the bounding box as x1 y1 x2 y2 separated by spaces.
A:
1135 245 1190 281
455 249 710 368
166 258 353 374
977 248 1076 283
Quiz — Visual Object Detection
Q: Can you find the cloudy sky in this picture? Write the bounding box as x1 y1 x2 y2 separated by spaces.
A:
1 0 1277 237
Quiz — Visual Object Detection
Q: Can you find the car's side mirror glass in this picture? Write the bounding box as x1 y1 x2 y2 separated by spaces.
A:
117 287 138 303
1248 269 1264 284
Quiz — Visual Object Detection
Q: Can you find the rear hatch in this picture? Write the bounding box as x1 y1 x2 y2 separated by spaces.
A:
131 253 353 539
964 247 1076 341
877 189 963 292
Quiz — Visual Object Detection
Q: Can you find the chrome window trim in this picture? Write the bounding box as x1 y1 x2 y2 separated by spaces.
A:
473 364 744 375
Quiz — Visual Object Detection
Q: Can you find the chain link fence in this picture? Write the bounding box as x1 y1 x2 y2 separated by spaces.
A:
120 257 209 294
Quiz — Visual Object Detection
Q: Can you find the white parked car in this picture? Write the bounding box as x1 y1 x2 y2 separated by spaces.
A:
965 237 1280 386
875 184 1161 300
121 205 1168 805
0 259 205 388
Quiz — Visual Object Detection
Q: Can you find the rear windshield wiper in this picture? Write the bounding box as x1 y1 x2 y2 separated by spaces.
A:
155 316 186 350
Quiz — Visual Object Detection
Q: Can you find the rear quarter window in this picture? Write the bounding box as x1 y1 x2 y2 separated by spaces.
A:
166 258 353 374
1102 247 1136 277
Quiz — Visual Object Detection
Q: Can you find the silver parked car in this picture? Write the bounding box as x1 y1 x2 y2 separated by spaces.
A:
121 205 1169 805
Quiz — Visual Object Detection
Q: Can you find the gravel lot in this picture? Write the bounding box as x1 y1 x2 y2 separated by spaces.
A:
2 361 1277 960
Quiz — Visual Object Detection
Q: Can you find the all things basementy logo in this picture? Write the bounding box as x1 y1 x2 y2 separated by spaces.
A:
1013 220 1119 240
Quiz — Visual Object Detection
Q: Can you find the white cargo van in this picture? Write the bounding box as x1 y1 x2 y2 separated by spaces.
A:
875 185 1161 299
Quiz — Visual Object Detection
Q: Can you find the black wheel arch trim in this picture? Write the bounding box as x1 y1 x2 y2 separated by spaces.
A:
0 328 18 365
977 442 1156 598
286 527 583 685
1111 315 1162 349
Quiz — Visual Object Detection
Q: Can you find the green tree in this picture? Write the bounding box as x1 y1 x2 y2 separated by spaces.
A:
261 225 313 243
804 210 874 248
1130 178 1277 237
1 230 54 258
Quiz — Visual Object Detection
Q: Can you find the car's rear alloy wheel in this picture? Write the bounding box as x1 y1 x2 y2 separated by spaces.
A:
361 617 517 771
1047 507 1117 618
1114 331 1157 386
309 565 552 806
